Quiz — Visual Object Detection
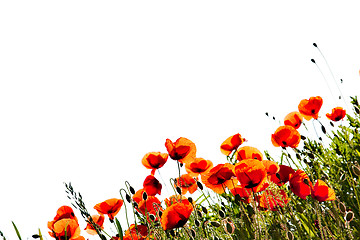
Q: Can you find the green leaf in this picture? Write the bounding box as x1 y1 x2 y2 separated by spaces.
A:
115 217 123 240
11 222 22 240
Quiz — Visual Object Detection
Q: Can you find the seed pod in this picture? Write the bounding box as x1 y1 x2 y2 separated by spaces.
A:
321 125 326 134
352 165 360 177
338 202 346 213
32 235 40 239
158 210 163 218
296 153 301 160
330 121 334 127
301 135 306 140
188 197 193 204
345 211 354 222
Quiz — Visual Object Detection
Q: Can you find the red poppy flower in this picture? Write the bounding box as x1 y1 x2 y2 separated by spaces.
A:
298 96 323 120
84 214 105 235
235 146 263 161
284 111 303 129
257 189 290 211
326 107 346 122
133 189 145 204
271 125 301 148
230 185 252 203
161 202 193 230
48 206 78 231
311 179 336 202
143 175 162 196
289 170 312 199
175 174 197 194
234 159 268 193
220 133 246 156
165 137 196 164
269 165 295 186
94 198 124 221
164 195 191 207
201 163 237 194
137 196 162 216
185 157 213 178
50 218 85 240
142 152 168 175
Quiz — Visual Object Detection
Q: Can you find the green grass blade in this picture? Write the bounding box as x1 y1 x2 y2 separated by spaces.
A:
115 218 123 240
11 222 22 240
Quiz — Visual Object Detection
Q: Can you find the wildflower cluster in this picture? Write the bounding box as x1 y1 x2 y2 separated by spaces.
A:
26 94 357 240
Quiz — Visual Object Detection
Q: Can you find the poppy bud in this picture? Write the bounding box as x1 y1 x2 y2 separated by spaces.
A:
210 221 221 227
321 125 326 134
355 106 360 114
149 214 156 221
188 197 193 204
308 153 314 159
158 210 163 218
339 202 346 213
133 202 138 208
287 231 294 240
319 137 322 141
195 219 200 227
296 153 301 160
32 235 40 239
197 181 204 190
142 191 148 201
125 194 132 203
311 59 316 63
345 211 354 222
340 79 343 83
313 43 318 47
224 219 235 234
129 186 136 195
265 112 269 116
303 178 310 186
202 206 208 214
180 163 184 167
352 165 360 177
196 210 202 218
330 121 334 127
273 116 276 120
190 229 196 238
301 135 306 140
175 186 182 195
219 210 225 218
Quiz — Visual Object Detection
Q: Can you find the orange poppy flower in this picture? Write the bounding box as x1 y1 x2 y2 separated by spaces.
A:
230 185 252 203
326 107 346 122
143 175 162 196
185 157 213 177
298 96 323 120
201 163 237 194
257 189 290 211
311 179 336 202
235 146 263 161
284 111 303 129
142 152 168 175
289 170 312 199
164 195 191 207
50 218 85 240
48 206 78 231
94 198 124 221
262 160 280 176
165 137 196 164
84 214 105 235
161 202 193 230
175 174 197 194
234 159 268 193
271 125 301 148
269 164 295 186
137 196 162 216
220 133 246 156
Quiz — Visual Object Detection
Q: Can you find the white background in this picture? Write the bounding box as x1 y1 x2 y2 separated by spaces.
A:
1 1 360 239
